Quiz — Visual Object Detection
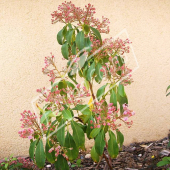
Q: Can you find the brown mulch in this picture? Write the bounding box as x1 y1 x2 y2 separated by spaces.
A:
2 134 170 170
41 134 170 170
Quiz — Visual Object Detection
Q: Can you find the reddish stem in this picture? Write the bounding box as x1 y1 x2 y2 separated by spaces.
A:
103 153 113 170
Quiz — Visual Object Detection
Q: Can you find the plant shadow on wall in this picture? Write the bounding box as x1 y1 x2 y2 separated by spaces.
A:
18 2 135 170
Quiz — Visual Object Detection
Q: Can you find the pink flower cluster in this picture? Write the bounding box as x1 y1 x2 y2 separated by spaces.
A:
51 1 110 33
101 60 133 86
91 101 120 130
90 37 131 59
19 110 37 139
91 101 135 130
122 103 135 122
48 145 68 161
37 84 90 111
18 128 34 139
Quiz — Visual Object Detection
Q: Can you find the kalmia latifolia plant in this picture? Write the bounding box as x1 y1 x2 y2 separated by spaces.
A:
19 2 135 170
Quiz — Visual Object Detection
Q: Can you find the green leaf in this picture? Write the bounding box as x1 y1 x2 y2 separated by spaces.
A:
96 84 107 100
78 54 86 69
86 62 95 81
45 141 55 163
95 130 105 156
86 116 95 139
5 163 9 169
71 42 76 55
40 110 54 124
117 91 128 113
54 155 69 170
29 140 37 160
57 119 66 146
62 109 73 121
66 81 75 89
90 127 101 139
95 62 103 83
66 30 74 45
108 130 119 158
110 90 117 108
64 132 79 161
35 139 46 169
116 130 124 149
83 24 90 34
76 31 85 50
84 79 90 90
58 80 67 95
162 157 170 162
76 159 81 166
57 28 64 45
157 160 170 167
117 84 125 97
91 145 100 162
84 37 92 52
71 120 85 149
61 42 69 60
90 26 102 44
73 104 91 115
78 114 91 124
166 85 170 92
166 92 170 97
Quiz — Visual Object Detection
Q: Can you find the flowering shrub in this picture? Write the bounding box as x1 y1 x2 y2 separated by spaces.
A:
19 2 135 169
0 155 38 170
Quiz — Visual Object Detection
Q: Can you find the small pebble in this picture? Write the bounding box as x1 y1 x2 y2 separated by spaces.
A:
138 154 142 157
85 154 91 159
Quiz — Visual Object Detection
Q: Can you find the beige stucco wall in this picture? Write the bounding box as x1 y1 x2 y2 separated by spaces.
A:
0 0 170 159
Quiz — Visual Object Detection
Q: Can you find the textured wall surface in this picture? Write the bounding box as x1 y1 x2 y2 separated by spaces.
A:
0 0 170 158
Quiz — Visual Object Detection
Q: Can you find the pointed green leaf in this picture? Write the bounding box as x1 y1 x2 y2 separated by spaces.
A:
86 116 95 139
110 90 117 108
95 62 103 83
116 130 124 149
90 127 101 139
95 130 105 156
96 84 107 100
71 121 85 149
73 104 91 115
45 141 55 163
54 155 69 170
166 85 170 92
61 42 69 60
108 130 119 158
64 132 79 161
83 24 90 34
57 28 64 45
90 26 102 44
91 145 100 162
40 110 54 124
86 62 95 81
57 119 66 146
118 84 125 97
62 109 72 121
157 160 169 167
66 30 74 45
35 139 46 168
76 31 85 50
84 37 92 52
29 140 37 160
166 92 170 97
78 54 86 69
71 42 76 55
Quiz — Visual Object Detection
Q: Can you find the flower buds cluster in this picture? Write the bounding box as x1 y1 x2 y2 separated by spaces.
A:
91 101 135 130
48 145 68 161
18 110 37 139
51 1 110 33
